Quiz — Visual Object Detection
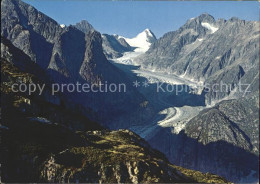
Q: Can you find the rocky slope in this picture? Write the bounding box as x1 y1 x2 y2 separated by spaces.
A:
186 94 259 154
146 94 259 182
1 0 154 128
39 130 229 183
1 51 229 183
1 37 103 131
102 34 133 59
73 20 95 34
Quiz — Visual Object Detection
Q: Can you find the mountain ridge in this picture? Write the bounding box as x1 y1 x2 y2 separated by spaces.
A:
1 0 155 128
136 13 259 105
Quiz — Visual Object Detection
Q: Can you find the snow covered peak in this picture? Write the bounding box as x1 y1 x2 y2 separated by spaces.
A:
60 24 66 28
143 29 155 37
201 22 219 33
123 29 156 52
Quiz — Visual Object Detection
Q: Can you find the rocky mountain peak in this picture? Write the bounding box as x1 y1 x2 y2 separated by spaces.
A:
197 13 215 23
185 13 216 29
143 28 156 38
176 13 217 36
123 28 157 52
139 28 157 42
1 0 61 43
73 19 95 34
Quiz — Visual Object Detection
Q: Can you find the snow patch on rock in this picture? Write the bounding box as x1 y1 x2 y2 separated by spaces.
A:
29 117 52 124
201 22 218 33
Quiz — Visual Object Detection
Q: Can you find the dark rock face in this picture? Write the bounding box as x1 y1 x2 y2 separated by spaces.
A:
186 95 259 154
136 13 259 104
1 0 154 127
185 94 259 181
1 0 60 68
1 36 103 130
1 0 61 42
49 26 86 79
147 94 259 182
73 20 134 59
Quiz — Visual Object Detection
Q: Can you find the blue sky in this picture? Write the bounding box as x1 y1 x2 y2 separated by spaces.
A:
24 0 259 38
